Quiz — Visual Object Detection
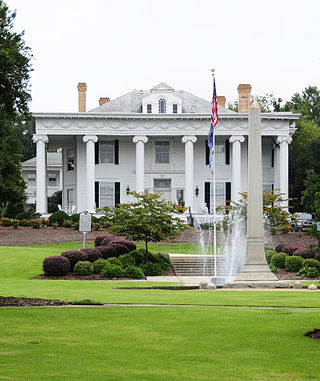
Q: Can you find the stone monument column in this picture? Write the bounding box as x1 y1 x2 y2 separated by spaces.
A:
83 135 98 213
133 136 148 193
276 135 292 208
229 135 245 203
32 134 49 215
182 135 197 211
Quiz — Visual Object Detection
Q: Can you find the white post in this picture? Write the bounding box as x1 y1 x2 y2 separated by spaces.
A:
229 135 245 203
32 135 48 215
83 135 98 213
182 136 197 211
133 136 148 193
276 136 292 208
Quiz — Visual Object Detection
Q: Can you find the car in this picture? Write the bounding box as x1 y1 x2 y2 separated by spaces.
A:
290 212 315 232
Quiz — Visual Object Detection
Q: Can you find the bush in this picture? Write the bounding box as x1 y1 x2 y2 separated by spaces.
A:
63 219 73 228
20 219 32 226
70 213 80 224
116 240 137 252
92 222 101 231
43 256 70 276
303 258 320 271
153 254 171 271
100 263 124 278
94 235 107 247
129 250 145 266
265 247 277 264
277 243 306 256
118 254 135 268
48 210 70 227
301 245 320 259
100 235 117 246
1 218 12 226
108 243 129 256
139 262 162 276
39 217 47 227
285 256 304 272
73 222 79 230
16 207 40 220
74 261 94 276
270 253 287 269
93 258 108 273
106 257 122 266
11 219 20 228
32 220 40 229
275 243 286 253
80 248 101 263
297 266 319 278
52 222 59 228
95 245 117 259
269 264 278 274
123 265 145 279
61 250 88 271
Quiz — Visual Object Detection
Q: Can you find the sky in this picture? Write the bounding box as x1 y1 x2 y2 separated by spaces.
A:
5 0 320 113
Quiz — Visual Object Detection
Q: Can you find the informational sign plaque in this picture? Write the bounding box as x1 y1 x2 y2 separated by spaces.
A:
79 211 92 248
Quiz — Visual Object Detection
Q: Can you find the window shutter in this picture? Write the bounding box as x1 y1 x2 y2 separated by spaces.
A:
95 142 99 165
226 182 231 206
205 140 209 165
225 140 230 165
271 147 274 167
205 182 210 213
95 181 99 208
115 182 120 206
114 140 119 165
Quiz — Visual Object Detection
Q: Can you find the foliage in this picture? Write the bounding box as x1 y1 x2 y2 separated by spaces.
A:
300 244 320 259
106 191 188 261
92 222 100 231
108 243 129 256
47 191 62 214
306 224 320 246
95 245 117 259
48 210 70 227
265 247 277 264
269 264 278 274
32 219 40 229
129 249 145 266
123 265 145 279
275 243 306 256
106 257 122 267
94 235 106 247
15 206 40 220
285 256 304 272
80 248 101 263
139 262 162 276
118 254 135 268
100 263 124 278
152 254 171 271
270 253 287 269
60 250 88 271
297 266 319 278
62 220 73 228
303 258 320 271
51 222 59 228
74 261 94 276
227 93 282 113
92 258 108 274
42 256 70 276
70 213 80 223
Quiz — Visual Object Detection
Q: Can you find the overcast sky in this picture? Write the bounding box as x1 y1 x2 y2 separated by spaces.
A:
5 0 320 113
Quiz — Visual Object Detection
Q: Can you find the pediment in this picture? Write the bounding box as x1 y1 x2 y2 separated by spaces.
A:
150 82 174 93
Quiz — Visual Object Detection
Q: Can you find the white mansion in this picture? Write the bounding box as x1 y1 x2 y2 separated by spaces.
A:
31 82 299 215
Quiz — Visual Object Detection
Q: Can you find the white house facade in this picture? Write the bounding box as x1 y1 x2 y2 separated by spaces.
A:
30 82 299 215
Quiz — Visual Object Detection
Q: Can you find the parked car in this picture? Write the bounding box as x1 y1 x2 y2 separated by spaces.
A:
290 212 315 232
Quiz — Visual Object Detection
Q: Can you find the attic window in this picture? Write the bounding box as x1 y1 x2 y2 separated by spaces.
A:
147 104 152 113
173 104 178 113
158 98 166 114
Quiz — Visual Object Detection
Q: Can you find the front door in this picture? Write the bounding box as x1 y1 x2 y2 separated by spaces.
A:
154 179 171 203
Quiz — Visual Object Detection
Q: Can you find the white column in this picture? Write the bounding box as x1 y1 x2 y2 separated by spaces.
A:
32 135 48 215
133 136 148 193
83 135 98 213
182 135 197 211
229 135 245 203
276 135 292 208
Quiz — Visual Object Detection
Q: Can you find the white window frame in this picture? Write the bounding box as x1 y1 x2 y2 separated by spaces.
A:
215 141 225 166
48 173 57 186
158 98 166 114
99 141 115 164
155 141 170 164
147 104 152 114
173 104 178 113
99 182 115 208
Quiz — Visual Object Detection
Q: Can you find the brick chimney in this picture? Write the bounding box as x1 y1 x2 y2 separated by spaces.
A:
217 96 226 108
237 84 252 113
77 82 87 112
99 97 110 106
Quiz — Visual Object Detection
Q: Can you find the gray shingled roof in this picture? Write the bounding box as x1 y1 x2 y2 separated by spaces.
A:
22 152 62 167
89 87 237 114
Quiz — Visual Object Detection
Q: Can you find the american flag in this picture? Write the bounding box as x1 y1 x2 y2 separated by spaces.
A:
208 76 218 174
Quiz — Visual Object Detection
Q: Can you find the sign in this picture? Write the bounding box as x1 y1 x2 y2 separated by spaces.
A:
79 211 92 232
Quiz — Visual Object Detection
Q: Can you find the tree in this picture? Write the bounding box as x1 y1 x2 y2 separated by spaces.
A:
301 170 320 218
105 192 188 262
0 1 33 216
227 93 282 113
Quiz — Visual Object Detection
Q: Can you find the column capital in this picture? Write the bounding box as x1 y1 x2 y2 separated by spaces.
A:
182 135 197 144
133 135 148 144
229 135 245 144
32 134 48 144
83 135 98 143
276 135 292 145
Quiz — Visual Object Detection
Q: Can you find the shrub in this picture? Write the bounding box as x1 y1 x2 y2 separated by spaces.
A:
43 256 70 276
100 263 124 278
129 250 145 266
265 247 277 264
92 222 100 231
275 243 286 253
108 243 129 256
61 250 88 271
285 256 304 272
52 222 59 229
123 265 145 279
99 235 116 246
63 219 73 228
70 213 80 224
1 218 12 226
48 210 70 227
39 217 47 227
118 254 135 268
297 266 319 278
115 240 137 252
80 248 101 263
139 262 162 276
11 219 20 228
303 258 320 271
271 253 287 268
16 207 40 220
32 220 40 229
95 245 117 259
153 254 171 271
301 245 320 259
269 264 278 274
106 257 122 266
74 261 94 276
73 222 79 230
20 219 32 226
94 235 107 247
278 243 306 256
93 258 108 273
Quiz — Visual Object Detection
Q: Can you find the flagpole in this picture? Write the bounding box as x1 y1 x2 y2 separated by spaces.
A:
211 69 217 278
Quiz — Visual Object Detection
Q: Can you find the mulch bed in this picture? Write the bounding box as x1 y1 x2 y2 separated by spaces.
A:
0 296 70 307
305 329 320 340
276 268 320 281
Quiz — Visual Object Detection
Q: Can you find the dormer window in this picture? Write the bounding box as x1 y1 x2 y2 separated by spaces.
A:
147 104 152 113
158 98 166 114
173 104 178 113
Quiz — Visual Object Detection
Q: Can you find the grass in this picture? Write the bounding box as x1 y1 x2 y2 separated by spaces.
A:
1 307 320 380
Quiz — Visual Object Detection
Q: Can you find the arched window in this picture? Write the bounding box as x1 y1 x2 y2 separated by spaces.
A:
158 98 166 113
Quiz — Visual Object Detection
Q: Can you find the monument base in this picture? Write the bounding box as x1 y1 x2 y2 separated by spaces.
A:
233 263 278 282
224 280 290 289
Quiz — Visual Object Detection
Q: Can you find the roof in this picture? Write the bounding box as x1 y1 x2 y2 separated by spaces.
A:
22 152 62 167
